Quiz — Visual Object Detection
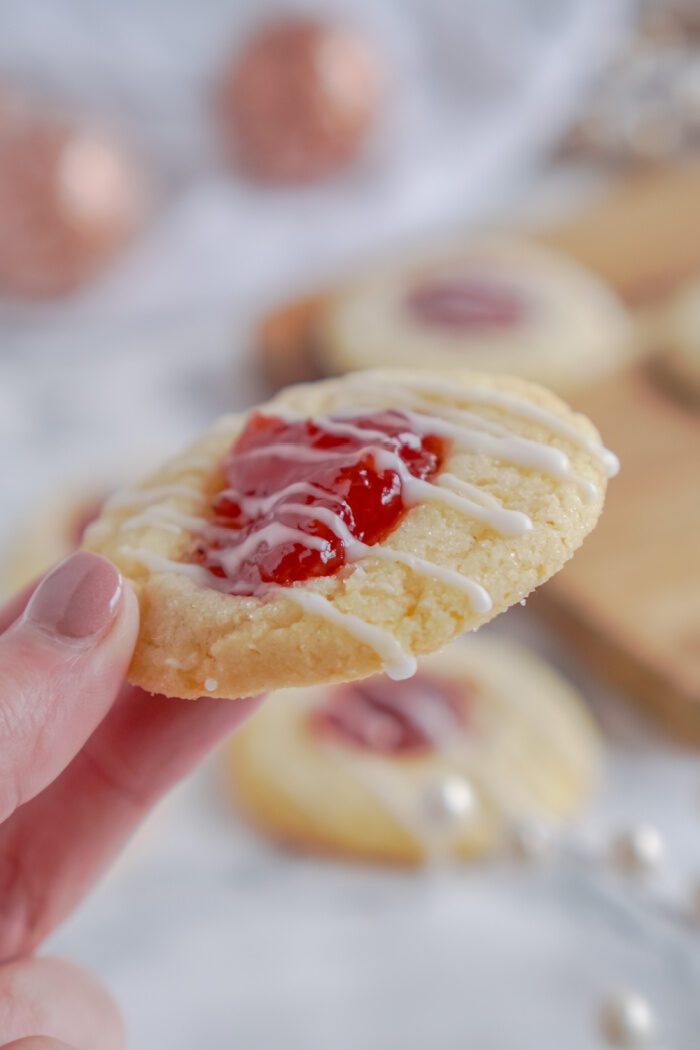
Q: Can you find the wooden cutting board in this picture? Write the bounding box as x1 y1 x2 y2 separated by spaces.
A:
531 166 700 742
532 363 700 742
255 166 700 741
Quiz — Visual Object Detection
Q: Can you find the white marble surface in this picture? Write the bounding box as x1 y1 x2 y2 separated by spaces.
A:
2 2 699 1047
44 609 700 1050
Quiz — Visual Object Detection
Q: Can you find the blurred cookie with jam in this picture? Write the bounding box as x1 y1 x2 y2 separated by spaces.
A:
314 236 634 396
254 235 633 395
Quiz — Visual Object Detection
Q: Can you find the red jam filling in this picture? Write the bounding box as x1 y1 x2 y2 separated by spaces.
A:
193 410 446 594
406 275 525 333
310 673 469 755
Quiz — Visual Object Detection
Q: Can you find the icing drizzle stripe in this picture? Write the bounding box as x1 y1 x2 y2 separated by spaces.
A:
275 587 417 682
112 377 615 683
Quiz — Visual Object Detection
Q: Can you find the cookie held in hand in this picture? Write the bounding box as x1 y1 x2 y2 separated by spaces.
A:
85 369 617 698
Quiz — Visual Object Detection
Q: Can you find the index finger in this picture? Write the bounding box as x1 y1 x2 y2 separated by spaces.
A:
0 684 262 961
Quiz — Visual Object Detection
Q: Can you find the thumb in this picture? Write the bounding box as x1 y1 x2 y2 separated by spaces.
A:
0 552 138 823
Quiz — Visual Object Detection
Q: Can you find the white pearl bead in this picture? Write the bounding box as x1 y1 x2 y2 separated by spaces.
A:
600 991 657 1047
422 775 477 828
510 818 555 863
610 825 665 878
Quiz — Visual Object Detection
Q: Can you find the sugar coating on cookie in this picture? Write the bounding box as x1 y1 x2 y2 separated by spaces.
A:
225 636 601 865
85 368 617 699
315 237 632 395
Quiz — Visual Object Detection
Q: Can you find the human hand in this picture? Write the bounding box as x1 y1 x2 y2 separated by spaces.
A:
0 551 261 1048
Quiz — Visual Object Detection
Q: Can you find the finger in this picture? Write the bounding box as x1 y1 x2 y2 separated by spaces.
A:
0 687 261 959
0 955 123 1050
0 552 138 823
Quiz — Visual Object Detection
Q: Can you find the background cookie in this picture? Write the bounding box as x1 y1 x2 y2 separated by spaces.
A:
85 369 615 699
224 636 601 865
315 236 632 395
654 275 700 404
3 487 107 597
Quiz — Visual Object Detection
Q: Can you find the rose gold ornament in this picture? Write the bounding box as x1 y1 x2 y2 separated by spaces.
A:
0 102 147 298
217 16 383 183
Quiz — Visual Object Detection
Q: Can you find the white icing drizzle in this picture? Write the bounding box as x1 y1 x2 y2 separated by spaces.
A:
332 397 574 481
331 399 599 503
283 501 493 611
235 443 341 463
119 547 215 586
211 523 330 577
121 504 204 535
114 376 616 680
348 375 619 476
460 386 619 476
223 458 529 537
106 483 202 511
276 587 417 681
404 406 572 476
436 473 532 534
302 415 393 444
219 480 329 518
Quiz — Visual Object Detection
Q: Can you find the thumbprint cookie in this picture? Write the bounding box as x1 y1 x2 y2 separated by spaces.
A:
224 637 601 865
314 237 632 395
655 276 700 404
85 368 617 699
3 489 107 597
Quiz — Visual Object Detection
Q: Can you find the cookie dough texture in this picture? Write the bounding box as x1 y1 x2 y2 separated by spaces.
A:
225 637 601 865
86 369 610 699
315 237 632 395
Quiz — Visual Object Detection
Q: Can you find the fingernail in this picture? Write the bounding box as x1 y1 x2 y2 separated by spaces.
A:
24 551 123 641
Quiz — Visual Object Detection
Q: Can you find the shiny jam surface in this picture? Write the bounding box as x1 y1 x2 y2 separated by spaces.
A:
193 410 446 594
310 673 469 755
406 275 525 333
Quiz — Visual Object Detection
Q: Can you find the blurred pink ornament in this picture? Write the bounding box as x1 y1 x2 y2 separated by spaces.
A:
217 16 384 183
0 91 148 298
